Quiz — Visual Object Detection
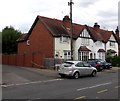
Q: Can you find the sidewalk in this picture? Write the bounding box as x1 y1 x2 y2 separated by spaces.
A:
21 66 58 77
1 65 59 86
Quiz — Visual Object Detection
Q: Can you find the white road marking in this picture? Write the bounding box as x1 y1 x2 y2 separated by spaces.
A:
2 79 64 87
77 82 112 91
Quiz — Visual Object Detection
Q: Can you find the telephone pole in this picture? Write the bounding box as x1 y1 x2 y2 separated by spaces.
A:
68 0 74 60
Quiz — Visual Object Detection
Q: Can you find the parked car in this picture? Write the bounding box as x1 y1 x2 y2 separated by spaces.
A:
58 61 97 79
96 59 112 69
87 59 103 71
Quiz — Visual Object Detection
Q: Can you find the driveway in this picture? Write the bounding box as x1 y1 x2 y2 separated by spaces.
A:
2 65 58 85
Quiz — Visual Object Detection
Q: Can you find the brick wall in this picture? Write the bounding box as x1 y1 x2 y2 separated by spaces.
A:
18 18 54 58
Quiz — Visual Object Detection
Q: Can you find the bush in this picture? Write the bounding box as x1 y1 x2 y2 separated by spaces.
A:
106 56 120 67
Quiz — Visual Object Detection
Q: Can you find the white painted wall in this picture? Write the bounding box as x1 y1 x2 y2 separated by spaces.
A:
54 37 71 59
106 34 118 55
73 29 106 60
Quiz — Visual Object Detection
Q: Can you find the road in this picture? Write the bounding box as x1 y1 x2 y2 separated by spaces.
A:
2 65 120 100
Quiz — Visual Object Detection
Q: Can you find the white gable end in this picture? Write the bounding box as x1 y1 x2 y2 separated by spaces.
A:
109 34 116 41
80 29 90 38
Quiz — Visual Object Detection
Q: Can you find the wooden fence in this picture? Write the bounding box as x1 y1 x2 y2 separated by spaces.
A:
2 53 45 68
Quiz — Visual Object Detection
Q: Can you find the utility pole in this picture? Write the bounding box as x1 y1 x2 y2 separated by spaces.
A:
68 0 74 60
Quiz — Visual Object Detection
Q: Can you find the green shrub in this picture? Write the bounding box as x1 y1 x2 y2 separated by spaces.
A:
106 56 120 67
111 56 120 67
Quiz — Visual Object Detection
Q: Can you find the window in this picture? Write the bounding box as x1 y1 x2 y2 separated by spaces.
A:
76 62 83 67
83 62 90 67
110 41 115 47
80 29 90 38
64 51 71 59
62 62 74 67
27 40 30 46
98 52 105 60
81 38 89 45
60 36 69 43
79 52 89 61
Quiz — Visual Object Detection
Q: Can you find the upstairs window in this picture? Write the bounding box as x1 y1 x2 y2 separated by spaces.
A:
27 40 30 46
81 38 89 46
109 41 115 47
60 36 69 43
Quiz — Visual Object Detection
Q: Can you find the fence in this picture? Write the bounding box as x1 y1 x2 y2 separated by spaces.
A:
2 53 68 69
2 53 45 68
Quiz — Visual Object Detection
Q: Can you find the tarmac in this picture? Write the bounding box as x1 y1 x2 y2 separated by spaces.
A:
1 65 119 87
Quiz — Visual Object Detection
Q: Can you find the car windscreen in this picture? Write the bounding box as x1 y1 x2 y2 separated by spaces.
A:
62 62 74 67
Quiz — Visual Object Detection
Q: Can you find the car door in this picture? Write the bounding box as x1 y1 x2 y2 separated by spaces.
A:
82 62 93 75
75 62 86 76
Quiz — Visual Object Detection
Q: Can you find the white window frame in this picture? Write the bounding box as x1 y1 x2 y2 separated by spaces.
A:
109 41 115 48
27 40 30 46
60 36 69 43
64 51 71 60
81 38 89 46
98 52 105 60
79 51 89 61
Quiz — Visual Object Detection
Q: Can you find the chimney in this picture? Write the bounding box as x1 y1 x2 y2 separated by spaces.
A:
94 23 100 32
63 15 71 22
63 15 71 28
115 26 119 37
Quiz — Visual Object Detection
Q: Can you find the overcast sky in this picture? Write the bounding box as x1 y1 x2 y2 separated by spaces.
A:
0 0 120 33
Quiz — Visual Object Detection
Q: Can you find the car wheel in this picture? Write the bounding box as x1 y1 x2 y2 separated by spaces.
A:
59 74 65 78
91 71 97 77
73 72 79 79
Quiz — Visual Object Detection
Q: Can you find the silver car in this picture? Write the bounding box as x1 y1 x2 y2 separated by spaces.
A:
58 61 97 79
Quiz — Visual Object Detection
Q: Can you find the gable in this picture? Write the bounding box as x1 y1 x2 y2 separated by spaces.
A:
109 34 116 42
80 29 90 38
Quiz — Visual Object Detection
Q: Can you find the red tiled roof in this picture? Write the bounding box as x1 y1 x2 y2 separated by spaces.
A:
78 46 91 52
17 33 27 42
86 26 103 42
18 15 116 44
39 16 69 37
98 49 105 52
99 30 113 43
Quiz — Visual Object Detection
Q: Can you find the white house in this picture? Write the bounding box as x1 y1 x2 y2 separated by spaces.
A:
18 15 119 61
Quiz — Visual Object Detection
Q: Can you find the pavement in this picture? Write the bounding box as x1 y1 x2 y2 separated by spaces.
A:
1 65 58 86
1 65 120 87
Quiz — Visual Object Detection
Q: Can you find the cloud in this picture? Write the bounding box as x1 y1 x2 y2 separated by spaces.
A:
78 0 101 7
0 0 119 32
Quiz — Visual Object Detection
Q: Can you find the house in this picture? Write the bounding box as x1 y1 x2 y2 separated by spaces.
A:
17 15 120 61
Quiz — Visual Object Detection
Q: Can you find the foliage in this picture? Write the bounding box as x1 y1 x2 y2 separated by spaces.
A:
106 55 120 67
111 56 120 67
2 26 21 54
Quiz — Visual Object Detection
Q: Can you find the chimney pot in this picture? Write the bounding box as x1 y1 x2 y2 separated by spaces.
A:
115 26 119 37
63 15 71 22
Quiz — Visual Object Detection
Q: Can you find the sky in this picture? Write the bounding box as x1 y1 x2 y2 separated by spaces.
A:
0 0 120 33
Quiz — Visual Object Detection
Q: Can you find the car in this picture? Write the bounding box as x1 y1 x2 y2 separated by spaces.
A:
88 59 112 69
87 59 103 71
96 59 112 69
58 61 97 79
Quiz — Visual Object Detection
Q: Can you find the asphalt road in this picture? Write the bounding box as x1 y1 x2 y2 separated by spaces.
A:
2 65 120 100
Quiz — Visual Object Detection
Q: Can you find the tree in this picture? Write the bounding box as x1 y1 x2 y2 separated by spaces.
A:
2 26 21 54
